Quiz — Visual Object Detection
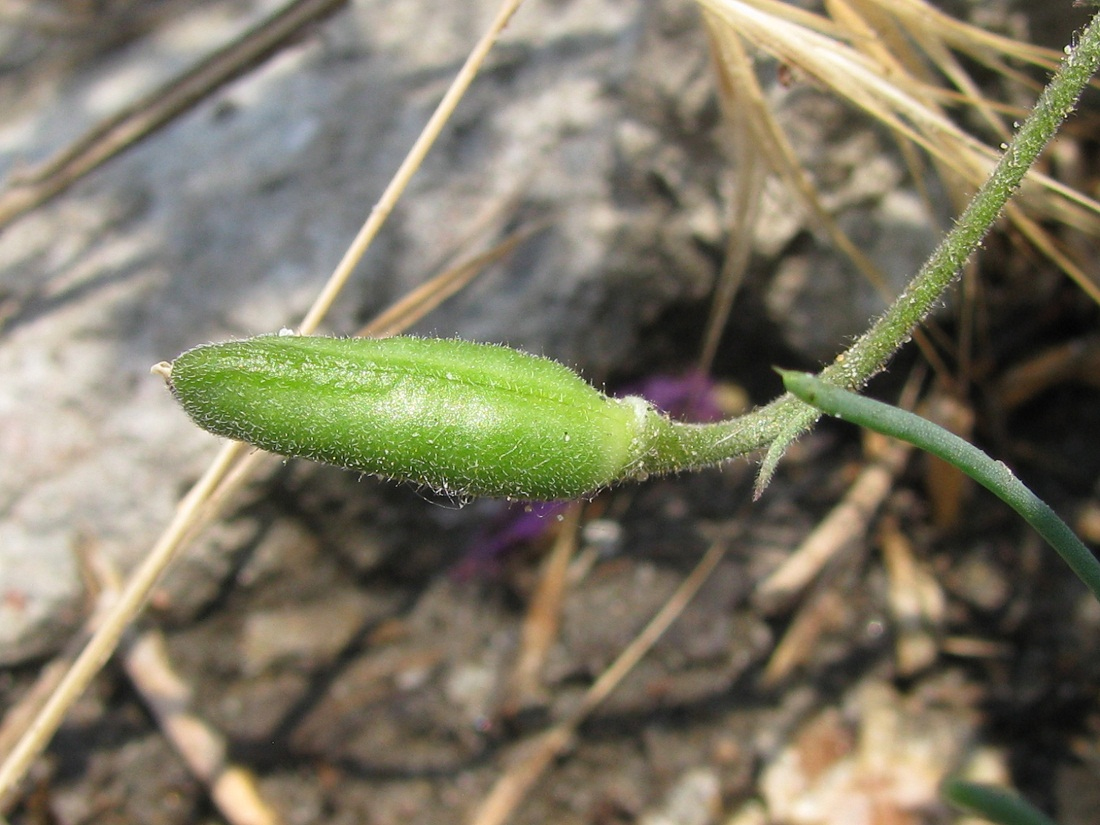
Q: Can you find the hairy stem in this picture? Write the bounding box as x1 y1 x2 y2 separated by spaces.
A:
732 9 1100 494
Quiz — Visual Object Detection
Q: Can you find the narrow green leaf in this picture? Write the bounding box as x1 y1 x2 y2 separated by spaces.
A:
942 779 1060 825
780 369 1100 605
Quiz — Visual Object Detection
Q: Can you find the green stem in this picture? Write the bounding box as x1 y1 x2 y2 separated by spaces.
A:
780 369 1100 605
726 10 1100 494
640 403 789 476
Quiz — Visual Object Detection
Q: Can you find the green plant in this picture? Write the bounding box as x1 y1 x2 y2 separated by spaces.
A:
158 334 652 500
942 778 1061 825
778 369 1100 606
156 333 775 499
3 0 1098 820
152 12 1100 825
160 8 1100 502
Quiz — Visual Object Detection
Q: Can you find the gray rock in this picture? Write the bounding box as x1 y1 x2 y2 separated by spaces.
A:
239 587 383 676
0 523 82 665
0 0 732 664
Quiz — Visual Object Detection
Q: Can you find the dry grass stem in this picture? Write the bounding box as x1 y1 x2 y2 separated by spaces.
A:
122 632 281 825
358 225 545 339
297 0 528 334
992 335 1100 411
467 541 729 825
753 432 912 615
878 515 945 676
0 541 122 812
919 389 976 530
504 504 582 716
698 23 769 372
702 11 892 295
940 637 1014 659
0 441 248 803
884 0 1059 70
0 0 347 229
698 0 1100 300
760 587 849 687
466 727 575 825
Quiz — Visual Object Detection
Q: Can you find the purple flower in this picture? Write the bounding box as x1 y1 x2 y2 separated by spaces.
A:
613 370 724 423
452 500 571 579
455 371 722 577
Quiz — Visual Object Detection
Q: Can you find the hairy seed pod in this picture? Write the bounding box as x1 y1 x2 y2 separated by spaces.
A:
157 334 664 500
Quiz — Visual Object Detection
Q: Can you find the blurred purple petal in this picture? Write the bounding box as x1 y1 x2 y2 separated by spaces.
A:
452 500 569 580
458 371 722 578
615 370 723 423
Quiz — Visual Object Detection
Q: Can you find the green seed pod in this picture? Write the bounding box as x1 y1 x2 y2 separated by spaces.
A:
157 334 663 500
